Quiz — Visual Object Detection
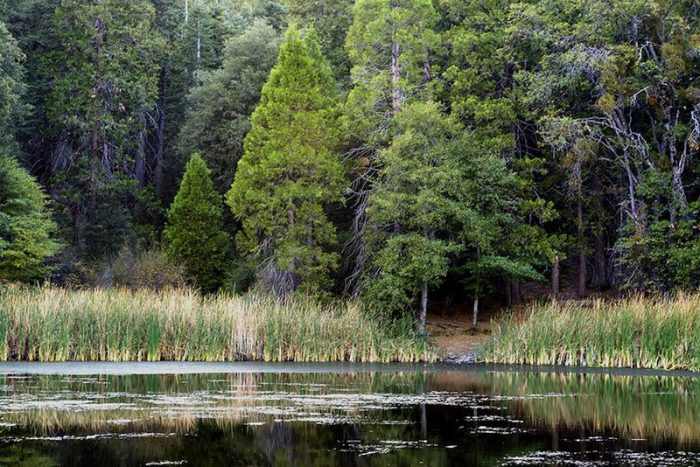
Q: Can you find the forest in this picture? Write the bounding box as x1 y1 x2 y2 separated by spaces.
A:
1 0 700 340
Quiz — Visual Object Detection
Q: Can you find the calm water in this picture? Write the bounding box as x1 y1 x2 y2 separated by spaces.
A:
0 363 699 466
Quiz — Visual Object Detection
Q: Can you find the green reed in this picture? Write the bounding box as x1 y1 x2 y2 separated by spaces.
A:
0 285 437 363
483 294 700 370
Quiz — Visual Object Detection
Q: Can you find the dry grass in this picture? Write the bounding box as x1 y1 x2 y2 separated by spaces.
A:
0 285 437 363
483 294 700 370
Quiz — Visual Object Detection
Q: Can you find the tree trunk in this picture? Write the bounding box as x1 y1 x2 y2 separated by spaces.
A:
155 105 165 198
577 193 586 297
512 279 522 304
551 256 560 299
390 41 401 114
472 296 479 328
418 283 428 336
593 233 608 289
505 280 512 307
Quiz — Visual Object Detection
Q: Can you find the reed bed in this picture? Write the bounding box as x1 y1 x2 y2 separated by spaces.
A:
483 294 700 371
0 286 437 363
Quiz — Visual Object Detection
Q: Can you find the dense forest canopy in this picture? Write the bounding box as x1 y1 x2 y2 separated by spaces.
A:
1 0 700 331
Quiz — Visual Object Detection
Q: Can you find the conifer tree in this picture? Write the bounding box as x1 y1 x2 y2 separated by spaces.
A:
227 28 345 295
0 156 60 282
165 154 230 291
0 20 24 155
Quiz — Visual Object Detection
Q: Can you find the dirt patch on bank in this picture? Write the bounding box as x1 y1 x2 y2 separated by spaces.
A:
426 314 492 359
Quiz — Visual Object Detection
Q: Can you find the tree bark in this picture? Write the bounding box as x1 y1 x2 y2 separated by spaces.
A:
593 233 608 289
551 256 560 299
391 41 401 114
472 296 479 328
418 283 428 336
577 194 586 298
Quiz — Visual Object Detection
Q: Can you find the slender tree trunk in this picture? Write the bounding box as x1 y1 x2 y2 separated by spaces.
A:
505 280 512 307
196 18 201 68
551 256 560 299
155 105 165 198
391 41 401 114
594 233 608 289
577 193 586 297
472 296 479 328
512 279 522 304
418 283 428 336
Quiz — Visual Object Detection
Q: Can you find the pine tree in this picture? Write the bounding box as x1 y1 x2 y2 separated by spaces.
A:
0 20 24 154
165 154 230 291
227 28 345 295
178 19 282 193
0 156 60 282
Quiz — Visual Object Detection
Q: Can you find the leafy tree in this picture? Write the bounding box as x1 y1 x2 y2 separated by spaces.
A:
365 102 461 334
165 154 230 291
0 20 24 154
178 19 282 193
0 155 60 282
227 28 345 295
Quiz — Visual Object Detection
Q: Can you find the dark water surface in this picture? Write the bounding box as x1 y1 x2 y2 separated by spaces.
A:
0 363 699 466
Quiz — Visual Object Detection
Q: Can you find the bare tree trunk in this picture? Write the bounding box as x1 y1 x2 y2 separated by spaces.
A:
196 18 201 68
472 296 479 328
418 283 428 336
512 279 522 304
551 256 560 299
593 233 608 289
505 280 512 307
155 105 165 197
577 194 586 297
391 42 401 114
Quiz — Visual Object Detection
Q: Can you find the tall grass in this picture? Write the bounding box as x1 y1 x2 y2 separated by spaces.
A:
483 294 700 371
0 286 437 363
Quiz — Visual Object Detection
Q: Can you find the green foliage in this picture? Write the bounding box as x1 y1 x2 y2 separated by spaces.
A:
365 102 462 315
110 245 186 290
0 20 24 153
178 19 282 192
0 156 59 282
165 154 230 291
345 0 439 142
227 28 345 294
284 0 353 84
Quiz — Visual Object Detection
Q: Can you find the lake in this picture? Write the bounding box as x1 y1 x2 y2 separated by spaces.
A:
0 362 699 466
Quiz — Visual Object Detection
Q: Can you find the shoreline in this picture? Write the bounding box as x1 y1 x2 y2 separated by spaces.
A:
0 361 698 378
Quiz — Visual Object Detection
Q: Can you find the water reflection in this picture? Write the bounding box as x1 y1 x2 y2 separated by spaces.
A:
0 367 698 465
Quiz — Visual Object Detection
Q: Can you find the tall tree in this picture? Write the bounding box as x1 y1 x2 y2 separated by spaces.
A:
165 153 230 291
344 0 439 297
365 102 461 334
284 0 353 85
227 28 345 295
45 0 163 253
0 155 60 282
0 20 25 154
178 19 282 193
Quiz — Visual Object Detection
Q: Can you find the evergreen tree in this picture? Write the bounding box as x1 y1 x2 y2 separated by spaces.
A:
45 0 163 252
165 154 230 291
0 155 60 282
365 102 461 334
0 20 24 154
178 19 282 193
227 28 345 295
